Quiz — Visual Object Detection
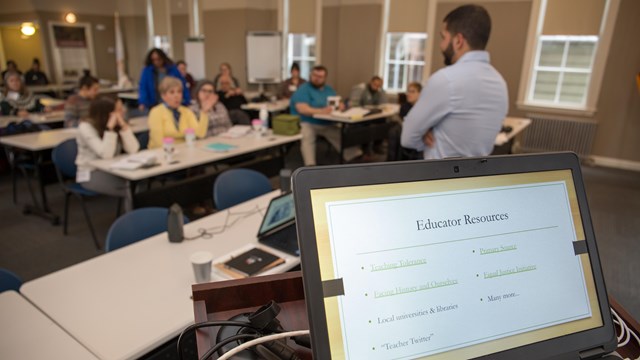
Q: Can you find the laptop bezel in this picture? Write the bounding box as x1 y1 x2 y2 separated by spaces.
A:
291 152 616 360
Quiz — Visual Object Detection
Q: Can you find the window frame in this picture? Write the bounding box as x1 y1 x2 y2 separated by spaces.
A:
528 35 599 107
287 33 316 81
383 32 428 93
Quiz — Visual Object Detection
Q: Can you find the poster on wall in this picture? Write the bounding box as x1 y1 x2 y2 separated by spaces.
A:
48 23 96 83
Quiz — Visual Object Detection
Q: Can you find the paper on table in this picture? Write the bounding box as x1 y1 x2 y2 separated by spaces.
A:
219 125 252 138
109 153 158 170
205 142 237 152
330 107 370 119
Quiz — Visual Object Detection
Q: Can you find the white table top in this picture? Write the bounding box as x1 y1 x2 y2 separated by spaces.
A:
0 117 149 152
99 86 136 95
118 91 139 100
0 290 99 359
495 117 532 146
90 132 301 181
241 99 290 112
27 83 76 93
314 104 400 124
21 191 298 360
0 110 65 128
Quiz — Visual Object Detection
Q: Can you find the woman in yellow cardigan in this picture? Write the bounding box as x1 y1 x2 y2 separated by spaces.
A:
148 76 215 149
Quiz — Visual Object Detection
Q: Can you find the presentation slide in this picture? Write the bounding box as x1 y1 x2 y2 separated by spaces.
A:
324 181 592 359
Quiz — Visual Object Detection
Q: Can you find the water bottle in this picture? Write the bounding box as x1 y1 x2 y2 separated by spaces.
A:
167 203 184 243
259 105 269 130
184 128 195 147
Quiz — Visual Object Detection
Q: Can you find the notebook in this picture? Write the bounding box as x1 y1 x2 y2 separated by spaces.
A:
257 192 299 256
291 152 617 360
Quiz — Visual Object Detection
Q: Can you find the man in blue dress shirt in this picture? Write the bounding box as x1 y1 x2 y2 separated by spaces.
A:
401 4 508 159
290 65 361 166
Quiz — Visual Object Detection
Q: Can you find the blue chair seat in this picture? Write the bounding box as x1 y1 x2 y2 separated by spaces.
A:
105 207 190 252
213 168 273 210
65 183 99 197
0 268 22 293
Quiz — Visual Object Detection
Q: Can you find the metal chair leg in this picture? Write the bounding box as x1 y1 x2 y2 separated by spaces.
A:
63 192 71 235
78 195 100 249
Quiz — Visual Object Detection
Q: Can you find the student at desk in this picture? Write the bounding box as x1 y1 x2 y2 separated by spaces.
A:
190 80 232 137
148 76 213 149
0 71 44 117
64 75 100 128
76 97 139 211
290 65 362 166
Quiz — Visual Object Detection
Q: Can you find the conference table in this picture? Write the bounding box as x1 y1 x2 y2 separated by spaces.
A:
0 117 149 223
314 105 400 163
21 190 298 360
0 110 65 129
0 290 99 359
89 132 302 209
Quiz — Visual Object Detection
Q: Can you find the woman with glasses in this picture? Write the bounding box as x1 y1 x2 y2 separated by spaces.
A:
190 80 232 137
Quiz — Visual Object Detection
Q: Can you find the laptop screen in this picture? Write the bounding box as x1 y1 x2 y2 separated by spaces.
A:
294 158 613 360
258 192 295 236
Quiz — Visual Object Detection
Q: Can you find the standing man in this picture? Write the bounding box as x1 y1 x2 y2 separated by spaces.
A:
401 4 507 159
290 65 362 166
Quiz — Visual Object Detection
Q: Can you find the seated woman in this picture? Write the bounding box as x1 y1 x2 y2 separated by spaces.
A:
387 81 423 161
147 76 214 149
278 62 306 99
190 80 232 137
0 71 44 117
76 97 140 211
213 62 241 92
64 74 100 127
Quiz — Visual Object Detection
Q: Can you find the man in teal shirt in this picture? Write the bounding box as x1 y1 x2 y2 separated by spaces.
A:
290 65 361 166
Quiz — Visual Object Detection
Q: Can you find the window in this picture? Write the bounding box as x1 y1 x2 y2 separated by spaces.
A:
287 33 316 80
529 35 598 107
383 32 427 92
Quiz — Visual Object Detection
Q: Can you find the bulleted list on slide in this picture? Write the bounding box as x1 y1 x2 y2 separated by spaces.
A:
324 182 591 359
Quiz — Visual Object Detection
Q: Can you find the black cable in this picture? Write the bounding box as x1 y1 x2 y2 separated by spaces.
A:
200 333 260 360
176 320 262 360
183 206 266 241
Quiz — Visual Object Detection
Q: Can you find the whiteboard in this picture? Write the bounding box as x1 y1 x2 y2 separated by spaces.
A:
246 32 282 84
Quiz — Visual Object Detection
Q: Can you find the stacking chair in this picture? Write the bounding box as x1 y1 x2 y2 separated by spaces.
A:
0 268 22 293
51 139 101 249
135 130 149 150
105 207 190 252
213 168 272 210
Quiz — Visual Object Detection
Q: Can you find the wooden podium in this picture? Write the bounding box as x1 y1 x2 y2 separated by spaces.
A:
192 271 310 359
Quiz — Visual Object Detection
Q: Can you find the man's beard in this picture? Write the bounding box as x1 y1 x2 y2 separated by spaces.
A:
442 41 454 66
311 81 325 89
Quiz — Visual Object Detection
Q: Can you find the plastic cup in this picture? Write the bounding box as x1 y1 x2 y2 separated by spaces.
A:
190 251 213 283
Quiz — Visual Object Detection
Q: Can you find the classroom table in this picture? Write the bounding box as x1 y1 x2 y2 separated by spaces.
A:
0 110 65 129
27 83 76 97
0 117 149 223
241 99 290 113
0 290 99 359
495 117 532 146
21 190 298 360
89 132 301 209
314 105 400 163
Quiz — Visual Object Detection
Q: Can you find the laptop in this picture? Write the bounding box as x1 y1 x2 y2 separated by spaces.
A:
291 152 617 360
257 192 299 256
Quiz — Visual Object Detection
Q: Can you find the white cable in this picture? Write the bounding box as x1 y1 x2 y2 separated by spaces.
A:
610 307 640 360
217 330 310 360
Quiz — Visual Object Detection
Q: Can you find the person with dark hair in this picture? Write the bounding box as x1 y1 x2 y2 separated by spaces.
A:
64 75 100 127
138 48 190 111
278 62 306 99
401 4 507 159
176 60 196 92
190 80 232 137
349 75 387 107
213 62 241 92
76 97 139 211
1 60 21 84
24 58 49 86
0 71 43 117
290 65 362 166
